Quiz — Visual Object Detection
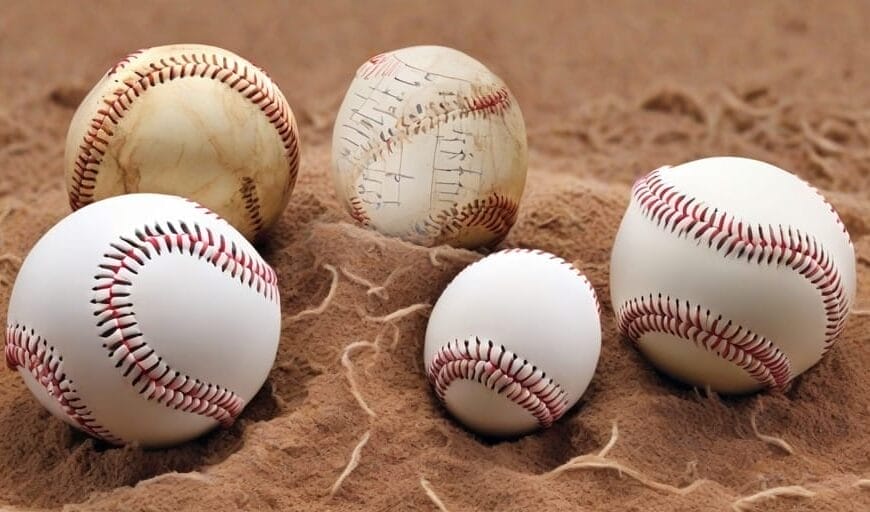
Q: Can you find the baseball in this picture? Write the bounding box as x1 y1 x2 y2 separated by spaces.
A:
64 44 300 242
610 157 856 394
424 249 601 437
4 194 280 447
331 45 528 249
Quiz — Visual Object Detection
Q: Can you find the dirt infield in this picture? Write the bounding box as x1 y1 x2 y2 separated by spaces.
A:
0 1 867 510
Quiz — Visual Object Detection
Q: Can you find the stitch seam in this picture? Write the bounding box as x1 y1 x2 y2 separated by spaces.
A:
421 192 520 246
5 324 125 444
347 196 371 227
69 52 300 231
616 294 792 389
107 49 146 77
90 217 278 429
631 167 850 354
240 177 265 237
427 336 569 428
348 86 511 170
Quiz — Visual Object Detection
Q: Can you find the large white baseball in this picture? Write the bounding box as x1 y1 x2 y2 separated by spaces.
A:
64 44 300 241
4 194 280 447
424 250 601 437
332 45 528 249
610 157 856 394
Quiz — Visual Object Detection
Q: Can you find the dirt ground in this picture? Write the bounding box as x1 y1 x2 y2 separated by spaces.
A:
0 1 868 510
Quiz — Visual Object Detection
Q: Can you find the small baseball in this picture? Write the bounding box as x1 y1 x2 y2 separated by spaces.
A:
64 44 300 242
4 194 280 447
331 45 528 249
424 250 601 437
610 157 857 394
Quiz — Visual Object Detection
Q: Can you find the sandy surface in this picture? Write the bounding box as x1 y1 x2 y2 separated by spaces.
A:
1 1 868 510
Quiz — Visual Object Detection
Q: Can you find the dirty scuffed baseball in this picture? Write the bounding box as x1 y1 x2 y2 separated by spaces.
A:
64 44 300 241
332 45 528 249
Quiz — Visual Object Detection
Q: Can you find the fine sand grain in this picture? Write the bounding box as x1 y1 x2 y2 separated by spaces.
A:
0 1 868 510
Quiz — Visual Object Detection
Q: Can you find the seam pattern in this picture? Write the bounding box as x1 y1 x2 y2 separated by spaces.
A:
356 53 402 80
187 198 223 220
427 336 569 428
69 51 300 224
347 196 371 227
90 218 279 430
808 184 853 248
422 192 519 246
350 86 513 168
631 167 850 354
239 177 265 237
107 49 145 77
616 294 792 389
5 324 125 444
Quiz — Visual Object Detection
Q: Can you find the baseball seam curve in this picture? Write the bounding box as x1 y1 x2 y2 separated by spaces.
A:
347 196 372 227
85 216 278 442
617 294 791 389
69 51 300 239
343 60 517 241
349 86 512 168
617 166 850 388
427 336 569 428
239 177 265 235
427 249 600 429
419 192 520 247
5 324 125 444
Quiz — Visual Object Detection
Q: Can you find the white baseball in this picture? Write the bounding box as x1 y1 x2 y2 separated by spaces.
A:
64 44 300 241
610 157 856 394
331 45 528 249
4 194 280 447
424 250 601 437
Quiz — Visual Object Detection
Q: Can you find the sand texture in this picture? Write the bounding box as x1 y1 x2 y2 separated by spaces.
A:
0 1 868 510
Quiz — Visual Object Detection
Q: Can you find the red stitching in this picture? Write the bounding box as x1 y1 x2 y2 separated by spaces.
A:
347 196 371 227
5 324 125 444
353 86 513 166
424 192 519 246
90 218 279 429
69 51 300 224
463 88 511 115
616 295 792 389
631 167 850 354
186 198 223 220
107 49 145 77
356 53 402 79
427 336 569 428
427 249 599 428
807 183 853 248
239 177 265 237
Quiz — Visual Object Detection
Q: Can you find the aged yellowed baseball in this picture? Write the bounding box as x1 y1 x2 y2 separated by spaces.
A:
64 44 300 241
332 45 528 249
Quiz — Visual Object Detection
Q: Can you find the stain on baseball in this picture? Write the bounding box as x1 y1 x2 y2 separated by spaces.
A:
331 46 528 249
64 44 300 242
4 194 280 447
610 157 857 394
424 250 601 437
